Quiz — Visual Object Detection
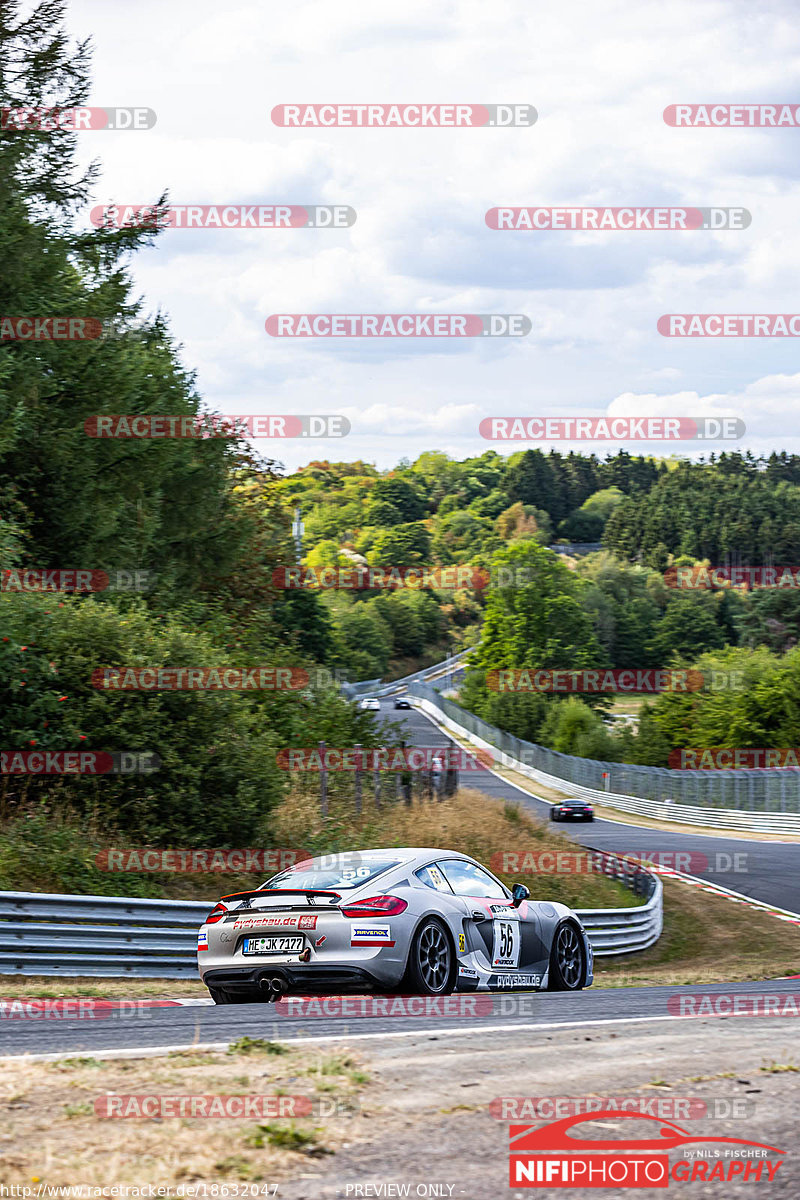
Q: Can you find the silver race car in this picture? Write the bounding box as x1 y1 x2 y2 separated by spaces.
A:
198 848 593 1002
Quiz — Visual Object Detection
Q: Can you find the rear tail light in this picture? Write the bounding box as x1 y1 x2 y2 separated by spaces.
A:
205 902 228 924
340 895 408 918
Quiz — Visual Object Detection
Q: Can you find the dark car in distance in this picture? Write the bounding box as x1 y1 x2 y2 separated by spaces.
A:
550 798 594 822
393 696 412 709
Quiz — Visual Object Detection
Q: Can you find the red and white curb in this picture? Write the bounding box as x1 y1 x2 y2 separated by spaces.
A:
650 866 800 926
0 997 212 1014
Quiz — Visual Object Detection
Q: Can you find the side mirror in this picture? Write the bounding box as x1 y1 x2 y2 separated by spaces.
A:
511 883 530 907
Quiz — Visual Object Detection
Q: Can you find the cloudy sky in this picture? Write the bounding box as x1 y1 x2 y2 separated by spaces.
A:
68 0 800 471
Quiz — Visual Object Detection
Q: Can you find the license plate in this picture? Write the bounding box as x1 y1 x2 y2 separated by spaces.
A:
242 936 304 955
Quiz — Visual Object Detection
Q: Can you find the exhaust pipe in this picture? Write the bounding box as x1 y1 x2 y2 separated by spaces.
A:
259 974 289 999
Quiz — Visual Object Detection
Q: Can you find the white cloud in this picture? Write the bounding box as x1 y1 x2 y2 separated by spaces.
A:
66 0 800 468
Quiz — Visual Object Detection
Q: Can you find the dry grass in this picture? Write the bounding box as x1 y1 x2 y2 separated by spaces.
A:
272 785 641 911
0 1042 370 1186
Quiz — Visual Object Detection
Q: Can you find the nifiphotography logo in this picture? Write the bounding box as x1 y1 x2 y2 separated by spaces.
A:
508 1110 784 1187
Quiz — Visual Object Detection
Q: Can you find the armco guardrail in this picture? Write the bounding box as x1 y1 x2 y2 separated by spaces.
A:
0 863 660 977
412 686 800 835
409 683 800 833
0 892 209 979
342 650 469 701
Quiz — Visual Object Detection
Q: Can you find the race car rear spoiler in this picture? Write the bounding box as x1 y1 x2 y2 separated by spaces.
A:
220 888 343 904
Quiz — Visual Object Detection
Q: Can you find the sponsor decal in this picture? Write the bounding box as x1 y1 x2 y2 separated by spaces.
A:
350 923 394 946
197 929 208 952
428 866 448 891
298 914 318 930
458 965 479 979
491 974 542 988
492 919 521 968
458 933 466 952
232 914 311 931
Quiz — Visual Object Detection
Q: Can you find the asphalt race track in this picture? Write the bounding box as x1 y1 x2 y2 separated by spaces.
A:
391 703 800 914
1 979 799 1059
1 699 798 1063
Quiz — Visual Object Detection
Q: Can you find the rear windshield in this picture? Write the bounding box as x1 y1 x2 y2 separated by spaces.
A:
261 856 402 891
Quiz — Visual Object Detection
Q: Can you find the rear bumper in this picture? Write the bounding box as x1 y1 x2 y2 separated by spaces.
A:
203 964 389 996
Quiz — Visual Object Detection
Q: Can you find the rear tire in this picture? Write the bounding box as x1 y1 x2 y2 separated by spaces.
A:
405 919 456 995
550 808 558 821
547 922 586 991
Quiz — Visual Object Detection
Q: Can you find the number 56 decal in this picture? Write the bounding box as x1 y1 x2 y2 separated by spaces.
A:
492 919 521 967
